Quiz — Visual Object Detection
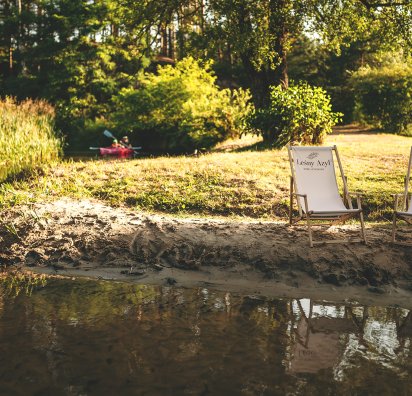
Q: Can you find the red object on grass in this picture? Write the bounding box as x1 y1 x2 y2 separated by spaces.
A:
99 147 134 158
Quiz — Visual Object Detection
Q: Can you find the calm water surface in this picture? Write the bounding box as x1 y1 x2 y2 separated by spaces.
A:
0 278 411 395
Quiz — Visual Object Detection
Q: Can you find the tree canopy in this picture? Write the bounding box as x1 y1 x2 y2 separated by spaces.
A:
0 0 411 144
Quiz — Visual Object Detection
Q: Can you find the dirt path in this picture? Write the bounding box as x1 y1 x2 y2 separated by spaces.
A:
1 198 412 306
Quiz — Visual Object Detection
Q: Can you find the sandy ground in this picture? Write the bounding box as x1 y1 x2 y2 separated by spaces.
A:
1 198 412 307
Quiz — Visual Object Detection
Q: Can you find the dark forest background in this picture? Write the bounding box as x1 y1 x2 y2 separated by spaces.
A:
1 0 411 151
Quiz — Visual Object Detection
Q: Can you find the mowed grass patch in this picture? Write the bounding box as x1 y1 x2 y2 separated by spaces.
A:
0 130 411 221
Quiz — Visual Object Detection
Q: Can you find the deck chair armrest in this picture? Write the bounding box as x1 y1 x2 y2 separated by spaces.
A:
346 191 364 210
392 193 408 211
392 192 412 198
292 193 310 213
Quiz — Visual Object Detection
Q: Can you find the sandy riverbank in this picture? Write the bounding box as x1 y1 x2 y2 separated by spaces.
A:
1 198 412 307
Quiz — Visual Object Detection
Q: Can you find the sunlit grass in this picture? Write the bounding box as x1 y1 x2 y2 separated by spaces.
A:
0 98 61 182
0 128 411 222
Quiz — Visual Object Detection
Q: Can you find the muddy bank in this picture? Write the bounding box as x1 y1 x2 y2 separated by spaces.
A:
1 198 412 295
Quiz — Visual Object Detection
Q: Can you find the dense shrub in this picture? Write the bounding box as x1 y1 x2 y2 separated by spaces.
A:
0 98 61 182
111 57 253 152
248 82 341 147
351 64 412 134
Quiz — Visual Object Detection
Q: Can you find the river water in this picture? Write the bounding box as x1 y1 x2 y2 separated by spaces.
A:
0 278 410 395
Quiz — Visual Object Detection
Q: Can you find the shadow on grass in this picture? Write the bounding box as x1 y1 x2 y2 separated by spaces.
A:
234 140 279 152
212 139 279 153
331 124 382 136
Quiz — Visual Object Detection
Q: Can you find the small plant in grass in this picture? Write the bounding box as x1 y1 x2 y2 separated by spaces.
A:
248 82 342 147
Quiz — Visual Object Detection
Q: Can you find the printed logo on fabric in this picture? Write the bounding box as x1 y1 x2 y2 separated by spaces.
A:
295 151 332 171
307 152 319 160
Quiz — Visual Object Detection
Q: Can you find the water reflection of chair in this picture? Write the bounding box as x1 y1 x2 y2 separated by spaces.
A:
394 310 412 352
288 299 364 374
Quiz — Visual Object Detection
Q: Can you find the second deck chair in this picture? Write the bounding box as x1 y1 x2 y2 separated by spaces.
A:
392 147 412 244
288 145 366 247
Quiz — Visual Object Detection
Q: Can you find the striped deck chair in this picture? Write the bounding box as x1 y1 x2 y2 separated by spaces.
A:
392 147 412 244
287 145 366 247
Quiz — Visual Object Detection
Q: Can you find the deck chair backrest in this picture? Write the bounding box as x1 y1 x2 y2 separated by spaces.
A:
289 146 347 213
403 147 412 213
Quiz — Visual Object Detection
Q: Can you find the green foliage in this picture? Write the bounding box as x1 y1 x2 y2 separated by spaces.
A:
1 0 411 150
248 82 341 146
0 0 152 150
351 63 412 134
111 57 253 152
0 98 61 182
287 35 388 124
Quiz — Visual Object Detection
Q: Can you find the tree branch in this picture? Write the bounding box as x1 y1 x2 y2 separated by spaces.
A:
359 0 411 9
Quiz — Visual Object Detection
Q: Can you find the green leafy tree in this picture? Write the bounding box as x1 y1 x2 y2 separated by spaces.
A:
1 0 411 150
185 0 412 109
248 82 341 146
111 57 252 152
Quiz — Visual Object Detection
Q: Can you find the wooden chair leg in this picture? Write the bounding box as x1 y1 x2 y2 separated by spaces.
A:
306 215 313 247
303 196 313 247
289 177 293 225
356 195 366 244
392 213 397 243
359 211 367 244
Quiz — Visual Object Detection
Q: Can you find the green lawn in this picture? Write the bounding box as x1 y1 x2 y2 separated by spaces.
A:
1 129 411 222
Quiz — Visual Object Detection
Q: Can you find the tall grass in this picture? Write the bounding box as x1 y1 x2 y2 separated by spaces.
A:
0 98 61 182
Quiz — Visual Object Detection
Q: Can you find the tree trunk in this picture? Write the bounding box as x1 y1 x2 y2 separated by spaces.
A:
269 0 289 90
237 0 289 110
161 24 168 56
168 26 174 59
273 30 289 89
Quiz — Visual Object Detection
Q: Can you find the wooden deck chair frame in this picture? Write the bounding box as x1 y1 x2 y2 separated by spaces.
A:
392 147 412 245
288 145 366 247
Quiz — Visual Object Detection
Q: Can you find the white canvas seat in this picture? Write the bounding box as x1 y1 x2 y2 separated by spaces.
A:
392 147 412 244
288 145 366 247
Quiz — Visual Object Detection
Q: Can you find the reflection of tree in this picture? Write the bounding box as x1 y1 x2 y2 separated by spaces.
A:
0 280 411 395
335 305 411 382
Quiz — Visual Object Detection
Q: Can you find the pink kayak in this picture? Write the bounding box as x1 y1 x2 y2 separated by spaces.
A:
99 147 134 158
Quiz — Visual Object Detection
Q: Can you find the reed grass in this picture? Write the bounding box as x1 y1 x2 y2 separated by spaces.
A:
0 98 61 182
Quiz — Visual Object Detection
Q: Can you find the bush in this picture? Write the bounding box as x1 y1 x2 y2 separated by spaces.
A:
248 82 341 147
350 64 412 134
0 98 61 182
110 57 253 152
